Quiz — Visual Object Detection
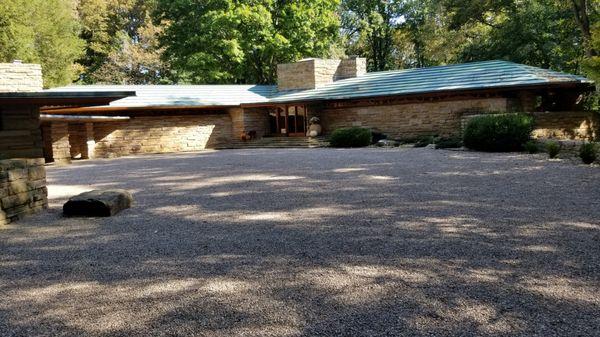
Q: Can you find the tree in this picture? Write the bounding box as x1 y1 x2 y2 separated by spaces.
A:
154 0 340 84
341 0 403 71
0 0 84 87
440 0 587 74
571 0 597 57
77 0 169 84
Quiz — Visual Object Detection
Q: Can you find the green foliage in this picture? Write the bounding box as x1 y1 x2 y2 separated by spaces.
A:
443 0 584 74
329 127 373 148
154 0 340 84
341 0 403 71
77 0 169 84
463 114 534 152
579 142 598 164
524 140 540 154
0 0 84 87
434 137 463 149
546 141 561 159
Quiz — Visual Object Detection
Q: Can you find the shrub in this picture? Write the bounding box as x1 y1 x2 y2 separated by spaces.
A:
434 137 463 149
545 141 561 159
413 135 436 148
371 131 388 144
329 127 372 148
463 113 534 152
524 140 539 154
579 142 598 164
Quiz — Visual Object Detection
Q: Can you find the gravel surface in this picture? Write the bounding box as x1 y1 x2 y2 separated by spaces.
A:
1 148 599 336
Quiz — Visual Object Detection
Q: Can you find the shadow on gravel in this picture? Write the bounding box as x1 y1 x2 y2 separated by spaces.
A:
1 149 599 336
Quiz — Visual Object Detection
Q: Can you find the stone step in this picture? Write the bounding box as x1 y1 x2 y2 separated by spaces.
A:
221 137 329 149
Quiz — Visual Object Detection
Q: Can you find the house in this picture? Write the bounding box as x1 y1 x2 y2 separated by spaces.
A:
41 58 596 162
0 61 134 225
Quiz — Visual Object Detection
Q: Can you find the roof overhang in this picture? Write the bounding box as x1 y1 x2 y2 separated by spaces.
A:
41 104 235 115
0 91 135 107
249 82 596 107
40 114 130 123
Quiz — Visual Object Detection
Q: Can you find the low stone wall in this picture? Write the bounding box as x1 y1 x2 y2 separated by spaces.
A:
0 158 47 226
321 98 510 139
92 114 233 158
531 111 598 141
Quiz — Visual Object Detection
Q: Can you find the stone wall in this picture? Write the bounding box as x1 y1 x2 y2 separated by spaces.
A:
277 58 368 91
92 114 232 158
0 62 43 92
0 106 44 160
531 111 598 141
0 159 47 226
277 60 316 91
0 62 47 226
320 98 510 139
44 122 71 164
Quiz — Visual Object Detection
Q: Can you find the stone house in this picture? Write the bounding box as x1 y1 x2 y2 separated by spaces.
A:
0 61 133 225
41 58 596 162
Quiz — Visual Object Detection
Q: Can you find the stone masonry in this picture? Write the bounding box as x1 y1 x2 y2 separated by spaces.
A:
0 62 48 226
278 57 367 91
320 98 510 139
0 159 47 226
0 62 43 92
92 114 232 158
531 111 598 141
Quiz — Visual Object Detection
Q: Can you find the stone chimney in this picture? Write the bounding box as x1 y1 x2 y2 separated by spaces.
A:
0 61 43 92
277 57 367 91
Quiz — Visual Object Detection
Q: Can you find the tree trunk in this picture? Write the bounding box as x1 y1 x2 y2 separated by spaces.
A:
571 0 596 57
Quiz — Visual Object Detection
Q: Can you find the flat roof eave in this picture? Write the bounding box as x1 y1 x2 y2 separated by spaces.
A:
0 91 136 107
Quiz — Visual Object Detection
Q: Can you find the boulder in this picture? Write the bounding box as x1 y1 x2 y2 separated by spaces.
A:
63 189 132 217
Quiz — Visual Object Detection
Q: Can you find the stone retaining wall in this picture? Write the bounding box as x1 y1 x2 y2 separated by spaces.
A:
92 114 233 158
531 111 598 141
320 98 510 139
0 159 47 226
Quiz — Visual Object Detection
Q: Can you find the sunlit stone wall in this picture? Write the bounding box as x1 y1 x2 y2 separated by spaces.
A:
92 114 233 158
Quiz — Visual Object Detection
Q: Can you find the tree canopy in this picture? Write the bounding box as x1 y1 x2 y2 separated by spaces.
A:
0 0 597 94
153 0 340 84
0 0 84 87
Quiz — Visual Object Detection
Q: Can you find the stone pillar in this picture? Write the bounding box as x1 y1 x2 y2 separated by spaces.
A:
50 122 71 164
85 123 96 159
0 158 48 226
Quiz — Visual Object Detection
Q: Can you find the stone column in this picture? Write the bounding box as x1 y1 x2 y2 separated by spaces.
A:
50 122 71 164
85 123 96 159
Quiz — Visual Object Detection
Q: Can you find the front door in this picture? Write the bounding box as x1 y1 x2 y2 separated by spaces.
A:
269 105 307 136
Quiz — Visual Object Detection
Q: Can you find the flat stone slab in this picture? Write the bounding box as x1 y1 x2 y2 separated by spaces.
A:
63 189 132 217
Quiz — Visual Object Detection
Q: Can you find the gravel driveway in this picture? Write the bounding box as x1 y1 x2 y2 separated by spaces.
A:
1 148 599 336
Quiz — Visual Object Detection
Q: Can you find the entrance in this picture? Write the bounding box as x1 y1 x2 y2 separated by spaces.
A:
268 105 307 137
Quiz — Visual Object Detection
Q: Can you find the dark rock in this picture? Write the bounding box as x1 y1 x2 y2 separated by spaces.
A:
63 189 132 217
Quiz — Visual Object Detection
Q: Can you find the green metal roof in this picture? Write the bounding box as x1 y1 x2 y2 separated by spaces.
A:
269 60 594 103
47 85 275 108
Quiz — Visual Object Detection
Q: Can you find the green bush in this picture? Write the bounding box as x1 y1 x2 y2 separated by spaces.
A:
463 113 534 152
329 127 372 148
434 137 463 149
524 140 539 154
412 135 436 148
579 142 598 164
546 141 561 159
